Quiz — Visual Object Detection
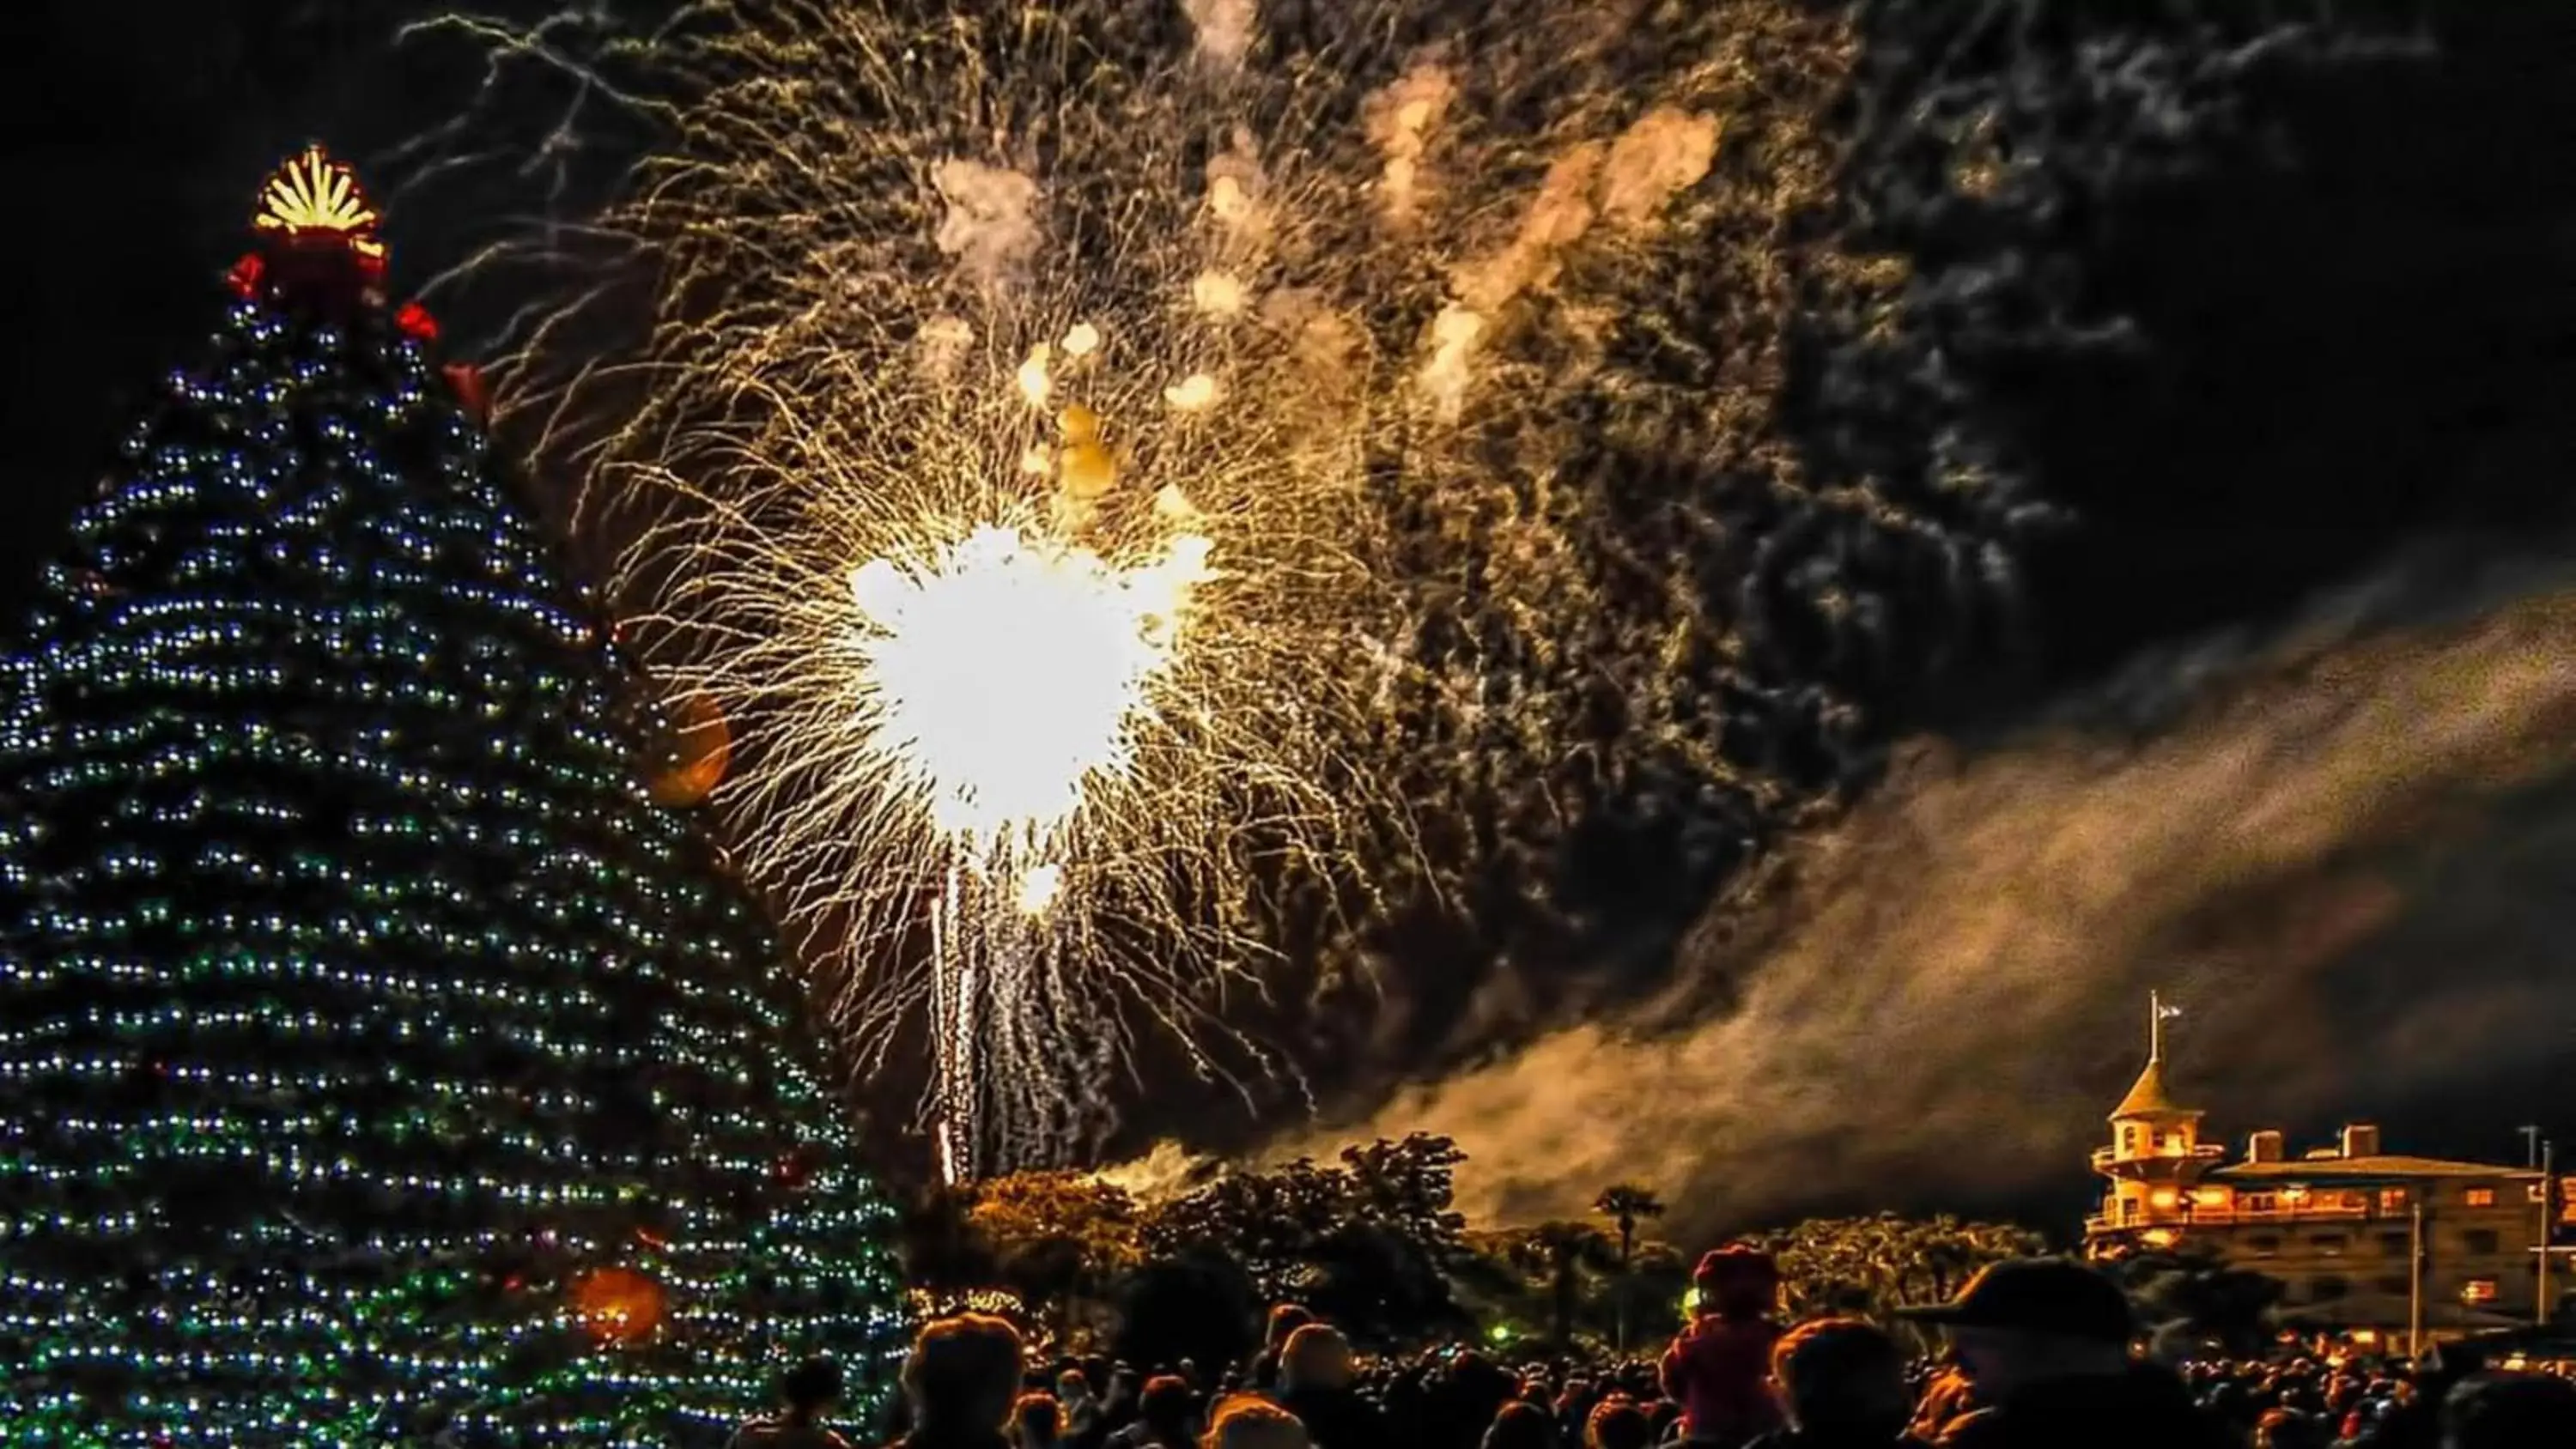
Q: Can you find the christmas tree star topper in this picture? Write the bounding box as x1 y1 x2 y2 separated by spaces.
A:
237 144 391 311
253 144 385 262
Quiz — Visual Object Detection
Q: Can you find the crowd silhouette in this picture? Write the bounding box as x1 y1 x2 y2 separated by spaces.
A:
730 1250 2576 1449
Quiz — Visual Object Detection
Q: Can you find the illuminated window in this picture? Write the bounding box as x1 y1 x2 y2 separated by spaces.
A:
2150 1188 2179 1210
2245 1193 2279 1214
2464 1187 2497 1208
2121 1198 2139 1224
2122 1126 2138 1155
2463 1229 2501 1256
2462 1279 2500 1305
2379 1187 2409 1212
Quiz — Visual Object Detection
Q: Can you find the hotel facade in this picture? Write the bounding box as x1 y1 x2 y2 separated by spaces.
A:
2083 1003 2573 1342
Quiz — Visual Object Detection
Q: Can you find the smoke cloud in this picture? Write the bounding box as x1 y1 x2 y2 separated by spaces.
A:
1297 559 2576 1241
1598 107 1721 227
932 158 1041 282
1364 62 1455 228
1184 0 1257 74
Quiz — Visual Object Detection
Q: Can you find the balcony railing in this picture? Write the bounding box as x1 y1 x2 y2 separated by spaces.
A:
2091 1144 2229 1172
2180 1203 2366 1226
2087 1199 2373 1234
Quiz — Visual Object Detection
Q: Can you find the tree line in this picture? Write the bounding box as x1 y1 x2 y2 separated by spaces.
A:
892 1134 2116 1366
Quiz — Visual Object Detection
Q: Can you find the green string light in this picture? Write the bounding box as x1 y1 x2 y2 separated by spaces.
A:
0 197 908 1445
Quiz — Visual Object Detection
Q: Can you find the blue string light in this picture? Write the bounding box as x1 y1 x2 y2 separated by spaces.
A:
0 170 908 1445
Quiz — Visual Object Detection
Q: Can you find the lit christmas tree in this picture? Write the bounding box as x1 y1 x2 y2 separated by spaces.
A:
0 148 907 1446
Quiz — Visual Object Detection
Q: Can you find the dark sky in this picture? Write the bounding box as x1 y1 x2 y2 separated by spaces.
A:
11 2 2573 677
8 1 2574 1216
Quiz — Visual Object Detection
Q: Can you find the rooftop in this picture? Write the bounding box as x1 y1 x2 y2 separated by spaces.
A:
2211 1155 2541 1182
2111 1058 2199 1119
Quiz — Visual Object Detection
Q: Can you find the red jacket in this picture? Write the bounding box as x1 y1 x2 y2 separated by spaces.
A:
1659 1313 1783 1446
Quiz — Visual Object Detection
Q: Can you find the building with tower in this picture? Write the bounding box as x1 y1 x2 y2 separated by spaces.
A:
2086 996 2573 1343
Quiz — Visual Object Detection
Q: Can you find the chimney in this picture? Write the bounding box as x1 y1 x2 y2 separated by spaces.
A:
2341 1123 2381 1160
2248 1131 2286 1164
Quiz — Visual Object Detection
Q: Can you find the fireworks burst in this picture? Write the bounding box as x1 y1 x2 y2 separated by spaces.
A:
589 251 1371 1175
410 0 2035 1174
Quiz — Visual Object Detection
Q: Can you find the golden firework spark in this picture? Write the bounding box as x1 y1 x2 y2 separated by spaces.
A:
629 295 1366 1174
844 524 1213 847
548 85 1394 1171
425 0 1803 1178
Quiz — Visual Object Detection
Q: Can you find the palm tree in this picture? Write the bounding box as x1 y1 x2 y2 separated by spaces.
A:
1515 1221 1615 1348
1593 1185 1667 1351
1593 1185 1665 1271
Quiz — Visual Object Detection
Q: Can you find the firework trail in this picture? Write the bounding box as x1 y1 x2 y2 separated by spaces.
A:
407 0 2034 1175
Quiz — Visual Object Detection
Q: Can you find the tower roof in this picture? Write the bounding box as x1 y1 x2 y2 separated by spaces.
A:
2111 1058 2193 1119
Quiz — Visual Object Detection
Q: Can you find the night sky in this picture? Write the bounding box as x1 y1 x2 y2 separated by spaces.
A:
8 1 2574 1225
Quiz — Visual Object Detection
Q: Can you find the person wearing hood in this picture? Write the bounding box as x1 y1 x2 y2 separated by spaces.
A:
1893 1258 2230 1449
1659 1246 1786 1446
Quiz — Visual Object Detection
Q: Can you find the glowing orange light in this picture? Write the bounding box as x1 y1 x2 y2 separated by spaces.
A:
647 692 732 807
570 1266 666 1345
254 146 386 260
